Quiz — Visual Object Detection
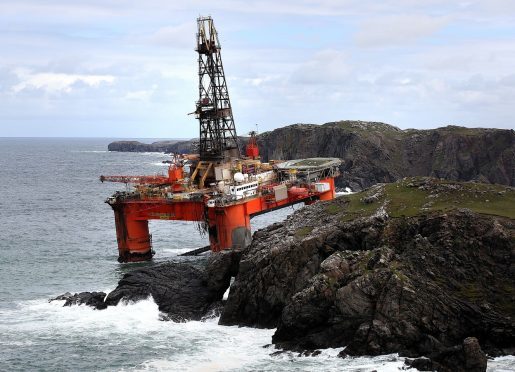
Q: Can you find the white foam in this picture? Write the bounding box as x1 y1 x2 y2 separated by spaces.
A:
336 187 354 196
0 296 163 336
138 152 168 157
487 355 515 371
222 277 235 301
17 296 515 371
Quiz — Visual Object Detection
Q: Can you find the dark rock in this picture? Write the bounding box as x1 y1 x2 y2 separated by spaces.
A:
257 121 515 190
405 356 435 371
205 250 242 298
405 337 487 372
463 337 488 371
50 291 107 310
104 260 230 321
51 257 234 320
220 186 515 362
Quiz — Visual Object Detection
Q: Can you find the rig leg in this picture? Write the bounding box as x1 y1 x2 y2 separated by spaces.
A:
113 207 153 263
208 203 252 252
318 178 336 201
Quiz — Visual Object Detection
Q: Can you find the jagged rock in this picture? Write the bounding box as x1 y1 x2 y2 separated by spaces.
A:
220 180 515 367
405 337 487 372
205 250 242 298
104 261 228 321
51 257 234 321
50 291 107 310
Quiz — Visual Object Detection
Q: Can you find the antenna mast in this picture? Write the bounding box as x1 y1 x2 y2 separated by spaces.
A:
195 16 239 161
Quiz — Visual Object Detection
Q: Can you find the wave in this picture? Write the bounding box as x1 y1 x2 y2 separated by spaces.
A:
1 296 512 371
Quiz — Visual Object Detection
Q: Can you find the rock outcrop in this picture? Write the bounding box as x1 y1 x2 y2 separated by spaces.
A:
51 252 240 321
220 178 515 370
258 121 515 190
50 291 107 309
104 261 220 321
405 337 488 372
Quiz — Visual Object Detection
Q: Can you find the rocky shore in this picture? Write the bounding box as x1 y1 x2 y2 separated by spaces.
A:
52 178 514 371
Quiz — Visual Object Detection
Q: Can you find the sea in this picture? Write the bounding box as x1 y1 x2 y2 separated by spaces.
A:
0 138 513 371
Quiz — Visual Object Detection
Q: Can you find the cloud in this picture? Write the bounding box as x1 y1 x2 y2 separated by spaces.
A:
291 50 351 85
355 15 448 47
11 69 115 94
124 84 158 101
146 23 195 48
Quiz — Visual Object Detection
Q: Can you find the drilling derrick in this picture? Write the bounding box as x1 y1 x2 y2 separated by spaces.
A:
195 16 239 161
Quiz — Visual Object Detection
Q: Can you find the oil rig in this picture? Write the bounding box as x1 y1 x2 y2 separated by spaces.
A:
101 16 341 262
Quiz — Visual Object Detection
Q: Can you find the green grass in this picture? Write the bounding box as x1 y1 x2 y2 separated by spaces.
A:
295 226 314 239
458 283 484 302
339 192 383 222
334 178 514 221
325 204 342 215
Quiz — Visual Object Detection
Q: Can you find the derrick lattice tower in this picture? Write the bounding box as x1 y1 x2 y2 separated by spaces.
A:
195 16 239 161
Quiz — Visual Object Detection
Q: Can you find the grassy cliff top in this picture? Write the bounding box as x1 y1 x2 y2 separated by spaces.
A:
331 177 515 221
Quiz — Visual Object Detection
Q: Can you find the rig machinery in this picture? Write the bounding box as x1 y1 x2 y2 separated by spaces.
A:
101 16 341 262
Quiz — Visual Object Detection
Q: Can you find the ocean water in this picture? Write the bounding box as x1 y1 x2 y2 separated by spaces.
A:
0 138 512 371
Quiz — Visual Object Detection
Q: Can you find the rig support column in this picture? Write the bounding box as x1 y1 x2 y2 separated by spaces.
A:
113 205 152 262
318 178 336 201
208 203 252 252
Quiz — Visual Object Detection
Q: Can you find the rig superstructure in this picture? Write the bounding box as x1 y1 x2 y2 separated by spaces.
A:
101 17 341 262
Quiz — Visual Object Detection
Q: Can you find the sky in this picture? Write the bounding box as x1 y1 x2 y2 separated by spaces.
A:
0 0 514 138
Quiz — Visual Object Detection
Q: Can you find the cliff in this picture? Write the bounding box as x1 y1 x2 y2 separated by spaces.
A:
258 121 515 190
108 121 514 191
220 177 515 370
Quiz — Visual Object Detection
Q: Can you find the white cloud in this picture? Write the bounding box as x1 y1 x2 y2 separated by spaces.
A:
12 69 115 94
291 50 351 85
355 15 448 47
124 84 158 101
146 23 195 48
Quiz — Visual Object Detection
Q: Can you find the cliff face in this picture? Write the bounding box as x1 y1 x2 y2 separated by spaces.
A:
257 121 515 190
107 121 514 190
220 178 515 369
